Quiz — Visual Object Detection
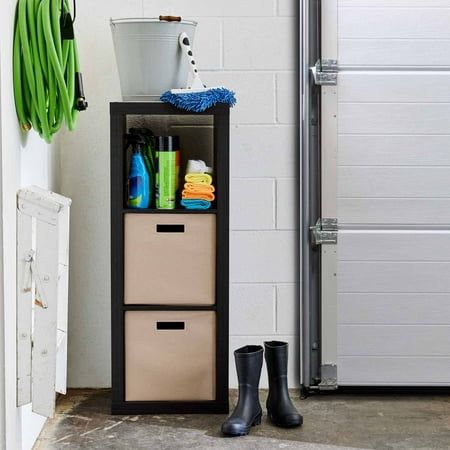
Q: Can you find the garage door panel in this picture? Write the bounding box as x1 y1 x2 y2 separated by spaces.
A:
339 262 450 293
338 294 450 325
340 73 450 103
326 0 450 386
339 231 450 261
340 1 450 7
339 8 450 39
339 198 450 225
339 136 450 166
338 357 450 386
340 40 450 67
339 325 450 356
339 104 450 135
337 230 450 384
339 167 450 198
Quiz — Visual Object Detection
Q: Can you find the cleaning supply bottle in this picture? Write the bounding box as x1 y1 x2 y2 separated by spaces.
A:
129 128 156 179
127 135 150 209
155 136 180 209
129 128 156 205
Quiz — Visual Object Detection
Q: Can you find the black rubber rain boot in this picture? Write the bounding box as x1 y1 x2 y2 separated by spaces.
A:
264 341 303 428
221 345 263 436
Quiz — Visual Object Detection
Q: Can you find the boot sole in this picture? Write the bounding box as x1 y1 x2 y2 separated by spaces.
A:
221 413 262 437
268 413 303 428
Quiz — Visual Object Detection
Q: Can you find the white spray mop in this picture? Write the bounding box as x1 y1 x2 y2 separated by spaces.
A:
160 32 236 112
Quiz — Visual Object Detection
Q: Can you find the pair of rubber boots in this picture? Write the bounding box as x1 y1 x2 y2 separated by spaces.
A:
221 341 303 437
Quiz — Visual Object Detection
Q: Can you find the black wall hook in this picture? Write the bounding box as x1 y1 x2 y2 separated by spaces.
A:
60 0 77 39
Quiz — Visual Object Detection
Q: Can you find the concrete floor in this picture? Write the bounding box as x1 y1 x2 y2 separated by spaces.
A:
34 389 450 450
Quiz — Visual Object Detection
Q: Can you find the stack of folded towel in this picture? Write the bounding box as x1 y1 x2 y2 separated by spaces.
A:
181 167 215 210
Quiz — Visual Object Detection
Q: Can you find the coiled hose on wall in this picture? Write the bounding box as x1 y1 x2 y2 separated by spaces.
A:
13 0 87 143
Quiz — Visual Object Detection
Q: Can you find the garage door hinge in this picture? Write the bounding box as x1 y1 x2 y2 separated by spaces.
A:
310 218 338 245
311 59 338 86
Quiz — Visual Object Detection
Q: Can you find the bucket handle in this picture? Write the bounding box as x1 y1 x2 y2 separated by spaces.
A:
110 16 185 26
159 15 182 22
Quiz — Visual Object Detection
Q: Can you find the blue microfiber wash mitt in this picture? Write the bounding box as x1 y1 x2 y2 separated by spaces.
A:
180 199 212 210
161 33 236 113
161 88 236 113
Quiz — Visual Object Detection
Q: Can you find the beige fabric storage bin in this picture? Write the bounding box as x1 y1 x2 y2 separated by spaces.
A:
124 214 216 305
125 311 216 401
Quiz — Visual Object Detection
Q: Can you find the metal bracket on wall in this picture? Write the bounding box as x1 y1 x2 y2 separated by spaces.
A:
310 218 338 246
319 364 338 390
311 59 338 86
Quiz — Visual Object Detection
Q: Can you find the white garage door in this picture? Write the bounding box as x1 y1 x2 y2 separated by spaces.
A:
321 0 450 385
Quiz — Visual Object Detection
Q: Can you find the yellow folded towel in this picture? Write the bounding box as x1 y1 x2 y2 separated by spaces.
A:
182 191 215 201
185 173 213 185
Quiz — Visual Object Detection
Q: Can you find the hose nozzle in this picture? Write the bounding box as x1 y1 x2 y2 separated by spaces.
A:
75 72 88 111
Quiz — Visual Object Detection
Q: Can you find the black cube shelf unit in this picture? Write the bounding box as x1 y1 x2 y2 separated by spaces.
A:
110 102 229 414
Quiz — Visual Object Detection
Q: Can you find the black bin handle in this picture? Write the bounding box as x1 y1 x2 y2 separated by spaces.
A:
156 224 185 233
156 321 185 330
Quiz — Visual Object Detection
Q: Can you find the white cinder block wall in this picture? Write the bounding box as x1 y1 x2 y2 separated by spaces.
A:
61 0 299 388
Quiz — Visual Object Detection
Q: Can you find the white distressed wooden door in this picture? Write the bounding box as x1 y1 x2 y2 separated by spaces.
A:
17 187 71 416
321 0 450 386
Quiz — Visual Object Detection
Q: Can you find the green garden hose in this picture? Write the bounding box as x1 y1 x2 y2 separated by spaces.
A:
13 0 87 143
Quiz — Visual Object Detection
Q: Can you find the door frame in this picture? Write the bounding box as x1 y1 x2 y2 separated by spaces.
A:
299 0 322 394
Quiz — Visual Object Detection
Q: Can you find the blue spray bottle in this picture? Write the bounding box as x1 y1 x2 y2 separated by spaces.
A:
127 135 150 209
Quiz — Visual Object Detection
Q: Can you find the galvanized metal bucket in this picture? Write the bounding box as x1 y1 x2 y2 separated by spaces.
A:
110 18 197 101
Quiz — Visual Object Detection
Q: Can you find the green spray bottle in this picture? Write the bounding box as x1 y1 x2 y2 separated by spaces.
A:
155 136 180 209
